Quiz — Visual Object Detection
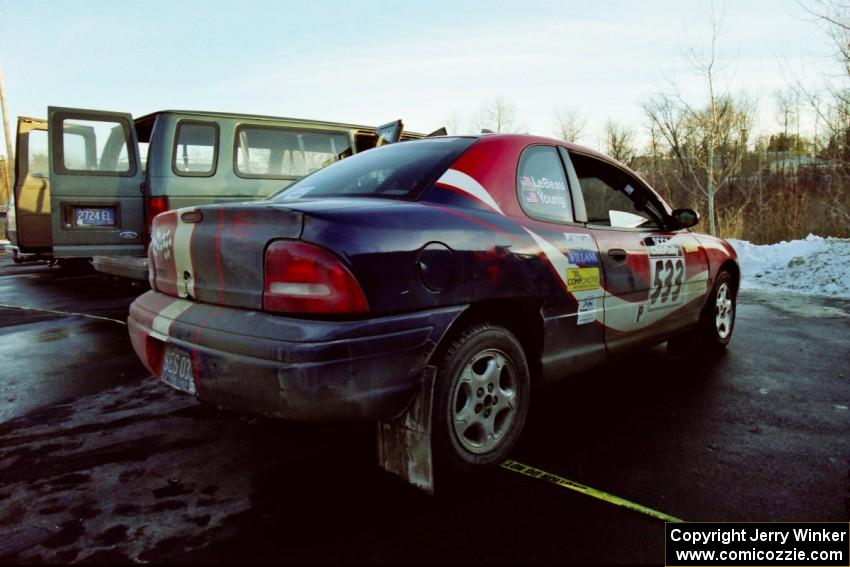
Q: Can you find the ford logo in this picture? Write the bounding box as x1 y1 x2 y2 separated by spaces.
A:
119 231 138 240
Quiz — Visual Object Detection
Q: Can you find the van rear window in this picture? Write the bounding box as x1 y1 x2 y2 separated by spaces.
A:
58 117 134 175
234 126 351 179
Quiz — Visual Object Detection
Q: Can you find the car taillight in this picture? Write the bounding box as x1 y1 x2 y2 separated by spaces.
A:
263 240 368 314
145 196 169 235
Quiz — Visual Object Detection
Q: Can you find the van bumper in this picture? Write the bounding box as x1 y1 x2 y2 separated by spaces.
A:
128 291 465 421
92 255 149 281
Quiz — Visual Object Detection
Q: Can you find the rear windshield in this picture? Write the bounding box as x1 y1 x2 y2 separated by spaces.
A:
270 137 477 201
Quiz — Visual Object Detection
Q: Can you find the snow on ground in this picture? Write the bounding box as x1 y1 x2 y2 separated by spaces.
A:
728 234 850 298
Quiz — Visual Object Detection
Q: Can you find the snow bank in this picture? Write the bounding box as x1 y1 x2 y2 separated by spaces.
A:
727 235 850 298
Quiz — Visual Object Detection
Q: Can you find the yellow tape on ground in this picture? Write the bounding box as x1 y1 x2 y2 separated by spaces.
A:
501 459 683 523
0 303 126 326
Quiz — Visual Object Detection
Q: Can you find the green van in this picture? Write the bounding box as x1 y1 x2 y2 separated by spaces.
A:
8 108 419 278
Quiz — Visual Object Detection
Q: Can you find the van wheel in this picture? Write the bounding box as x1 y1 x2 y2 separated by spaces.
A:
432 323 530 473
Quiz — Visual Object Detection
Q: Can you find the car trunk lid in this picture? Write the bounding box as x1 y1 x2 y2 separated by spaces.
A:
149 203 303 309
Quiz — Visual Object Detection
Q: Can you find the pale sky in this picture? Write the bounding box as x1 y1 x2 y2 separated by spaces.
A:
0 0 841 154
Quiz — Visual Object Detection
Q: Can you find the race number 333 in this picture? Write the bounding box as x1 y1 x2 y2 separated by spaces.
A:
649 254 685 310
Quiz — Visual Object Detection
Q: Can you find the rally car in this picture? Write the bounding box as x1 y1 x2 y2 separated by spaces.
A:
128 134 738 473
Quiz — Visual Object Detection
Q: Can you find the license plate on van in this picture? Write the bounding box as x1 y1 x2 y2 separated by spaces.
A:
161 345 196 395
74 207 116 227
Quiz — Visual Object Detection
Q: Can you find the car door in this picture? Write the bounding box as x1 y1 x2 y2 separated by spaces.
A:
514 144 608 381
565 150 709 355
48 106 145 258
11 117 51 252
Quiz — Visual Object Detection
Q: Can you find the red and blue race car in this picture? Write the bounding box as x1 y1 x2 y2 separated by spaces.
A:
128 133 738 473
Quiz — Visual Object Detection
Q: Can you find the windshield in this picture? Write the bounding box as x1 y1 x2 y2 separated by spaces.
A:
270 137 477 201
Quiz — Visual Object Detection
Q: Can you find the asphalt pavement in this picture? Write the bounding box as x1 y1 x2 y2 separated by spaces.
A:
0 252 847 564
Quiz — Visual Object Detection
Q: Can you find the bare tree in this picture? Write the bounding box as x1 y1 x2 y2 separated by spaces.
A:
642 4 753 235
796 1 849 161
474 96 524 133
787 1 849 234
604 120 638 167
804 0 850 76
774 88 801 147
444 111 463 136
553 106 587 142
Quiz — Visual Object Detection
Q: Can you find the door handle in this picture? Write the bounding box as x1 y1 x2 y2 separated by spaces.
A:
607 248 627 264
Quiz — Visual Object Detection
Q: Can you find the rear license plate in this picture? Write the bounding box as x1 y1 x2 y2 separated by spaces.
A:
74 207 116 227
161 345 196 395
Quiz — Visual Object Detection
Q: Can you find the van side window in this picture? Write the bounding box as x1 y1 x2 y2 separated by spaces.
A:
173 121 218 176
58 117 134 174
516 145 573 223
234 126 352 179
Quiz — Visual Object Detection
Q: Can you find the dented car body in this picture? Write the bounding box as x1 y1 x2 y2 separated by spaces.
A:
128 134 738 471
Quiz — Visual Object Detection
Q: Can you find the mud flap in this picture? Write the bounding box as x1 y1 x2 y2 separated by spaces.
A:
376 365 437 494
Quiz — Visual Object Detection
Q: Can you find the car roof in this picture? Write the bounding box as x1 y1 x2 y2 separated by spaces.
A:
423 133 639 176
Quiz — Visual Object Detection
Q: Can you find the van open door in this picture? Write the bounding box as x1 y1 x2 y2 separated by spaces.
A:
48 107 145 258
10 117 51 254
375 120 403 146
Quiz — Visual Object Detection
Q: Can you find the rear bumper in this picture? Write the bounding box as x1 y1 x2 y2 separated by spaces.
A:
6 244 51 263
92 255 148 281
54 243 145 259
128 291 465 421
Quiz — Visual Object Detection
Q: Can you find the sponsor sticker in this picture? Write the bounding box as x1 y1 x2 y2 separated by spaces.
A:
577 299 597 325
151 227 173 261
564 233 594 246
647 236 681 258
566 267 600 292
568 249 599 265
564 233 598 265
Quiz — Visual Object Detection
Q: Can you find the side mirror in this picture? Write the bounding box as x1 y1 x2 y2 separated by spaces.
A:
671 208 700 229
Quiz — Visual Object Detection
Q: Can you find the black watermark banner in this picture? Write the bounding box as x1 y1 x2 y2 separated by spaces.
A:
665 523 850 566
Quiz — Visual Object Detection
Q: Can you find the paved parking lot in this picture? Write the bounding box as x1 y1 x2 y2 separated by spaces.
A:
0 253 848 563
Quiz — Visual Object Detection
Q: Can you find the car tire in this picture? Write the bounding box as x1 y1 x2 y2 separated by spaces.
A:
432 323 530 473
668 269 736 356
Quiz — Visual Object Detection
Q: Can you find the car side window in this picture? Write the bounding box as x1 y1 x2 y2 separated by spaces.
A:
569 152 663 229
516 145 573 223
